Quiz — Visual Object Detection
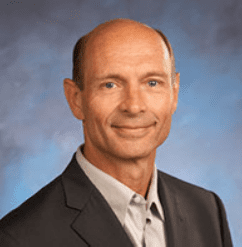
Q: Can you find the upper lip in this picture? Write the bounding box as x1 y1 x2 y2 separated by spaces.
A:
112 123 155 129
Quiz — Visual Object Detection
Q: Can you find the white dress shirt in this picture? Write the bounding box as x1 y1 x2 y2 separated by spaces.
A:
76 144 167 247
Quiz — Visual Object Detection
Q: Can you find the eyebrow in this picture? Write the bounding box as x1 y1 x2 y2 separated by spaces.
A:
141 72 169 80
95 72 169 81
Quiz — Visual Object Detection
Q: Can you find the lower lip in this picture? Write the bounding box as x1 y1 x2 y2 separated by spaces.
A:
112 125 155 138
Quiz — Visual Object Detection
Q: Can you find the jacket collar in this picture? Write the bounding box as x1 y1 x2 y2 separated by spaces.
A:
61 153 134 247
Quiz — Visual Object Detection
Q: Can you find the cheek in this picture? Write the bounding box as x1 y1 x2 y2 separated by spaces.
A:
148 93 173 117
85 94 118 125
155 111 173 144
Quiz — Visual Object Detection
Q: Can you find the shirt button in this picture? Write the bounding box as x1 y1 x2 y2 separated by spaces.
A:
133 195 141 203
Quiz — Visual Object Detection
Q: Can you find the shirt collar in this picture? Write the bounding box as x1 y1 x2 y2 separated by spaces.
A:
147 164 165 221
75 144 164 225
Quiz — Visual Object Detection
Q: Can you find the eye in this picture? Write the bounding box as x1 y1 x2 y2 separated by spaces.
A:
105 82 116 89
148 80 158 87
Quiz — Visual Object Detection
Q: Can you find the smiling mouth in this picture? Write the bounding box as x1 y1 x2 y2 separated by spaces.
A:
113 123 156 129
112 123 156 138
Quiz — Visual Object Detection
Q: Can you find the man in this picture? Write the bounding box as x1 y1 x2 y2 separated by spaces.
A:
0 19 233 247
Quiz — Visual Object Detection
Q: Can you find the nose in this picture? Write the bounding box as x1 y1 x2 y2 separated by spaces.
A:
119 84 147 114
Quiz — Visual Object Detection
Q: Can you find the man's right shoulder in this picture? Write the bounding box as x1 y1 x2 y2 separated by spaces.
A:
0 175 63 231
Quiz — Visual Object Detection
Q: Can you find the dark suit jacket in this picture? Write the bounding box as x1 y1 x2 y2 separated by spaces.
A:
0 153 233 247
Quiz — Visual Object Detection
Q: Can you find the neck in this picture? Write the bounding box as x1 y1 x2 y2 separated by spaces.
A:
82 144 156 198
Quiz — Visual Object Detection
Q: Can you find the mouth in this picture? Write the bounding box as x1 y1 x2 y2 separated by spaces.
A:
112 123 156 138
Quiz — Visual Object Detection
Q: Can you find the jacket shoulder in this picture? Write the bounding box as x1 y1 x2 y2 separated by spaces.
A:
0 175 64 231
157 170 233 246
157 169 220 215
158 170 213 196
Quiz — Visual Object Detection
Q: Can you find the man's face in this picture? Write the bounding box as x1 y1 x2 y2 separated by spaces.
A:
79 23 179 161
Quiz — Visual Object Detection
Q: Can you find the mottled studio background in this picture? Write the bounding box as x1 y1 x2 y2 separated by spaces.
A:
0 0 241 245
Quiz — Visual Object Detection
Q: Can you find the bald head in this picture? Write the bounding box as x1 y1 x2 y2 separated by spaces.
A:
73 19 176 90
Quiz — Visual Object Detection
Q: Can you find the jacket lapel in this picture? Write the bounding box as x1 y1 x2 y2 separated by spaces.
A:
157 171 189 247
61 153 134 247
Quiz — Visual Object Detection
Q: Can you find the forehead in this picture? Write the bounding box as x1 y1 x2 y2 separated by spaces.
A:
85 22 171 77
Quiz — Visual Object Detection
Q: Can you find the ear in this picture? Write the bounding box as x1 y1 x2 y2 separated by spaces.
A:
63 78 85 121
171 72 180 114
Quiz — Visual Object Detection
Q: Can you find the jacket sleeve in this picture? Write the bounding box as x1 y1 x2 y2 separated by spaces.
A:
212 192 233 247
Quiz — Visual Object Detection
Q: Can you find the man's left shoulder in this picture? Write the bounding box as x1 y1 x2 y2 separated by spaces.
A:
157 170 220 208
157 170 210 192
157 170 233 246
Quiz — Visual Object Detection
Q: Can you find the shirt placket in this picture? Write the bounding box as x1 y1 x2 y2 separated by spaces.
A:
124 194 148 247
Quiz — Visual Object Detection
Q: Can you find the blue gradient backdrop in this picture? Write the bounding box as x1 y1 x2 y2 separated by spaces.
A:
0 0 241 245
